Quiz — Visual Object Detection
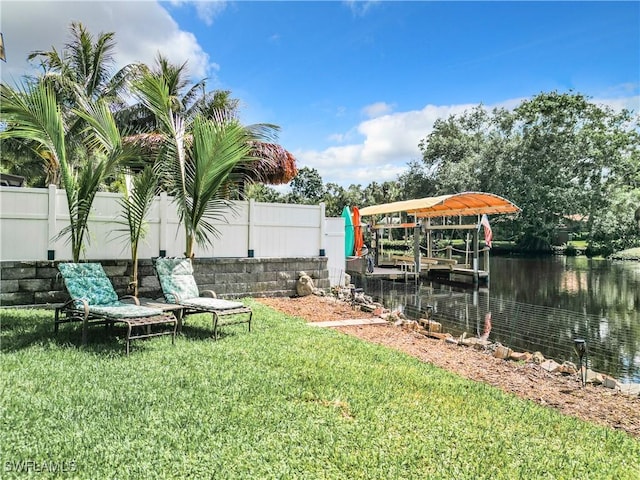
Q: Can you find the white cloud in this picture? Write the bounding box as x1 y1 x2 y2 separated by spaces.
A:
169 0 228 26
362 101 394 118
343 0 380 17
296 102 479 186
592 95 640 113
296 94 639 187
0 1 213 86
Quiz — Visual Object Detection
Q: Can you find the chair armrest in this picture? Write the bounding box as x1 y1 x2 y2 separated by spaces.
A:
120 295 141 306
200 290 218 299
56 298 90 321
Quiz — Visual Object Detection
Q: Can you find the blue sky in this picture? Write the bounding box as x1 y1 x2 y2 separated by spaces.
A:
2 1 639 187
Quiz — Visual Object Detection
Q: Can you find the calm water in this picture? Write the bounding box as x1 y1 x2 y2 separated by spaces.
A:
354 256 640 383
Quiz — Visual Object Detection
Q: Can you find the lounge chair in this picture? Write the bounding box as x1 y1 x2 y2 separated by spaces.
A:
55 263 177 354
153 257 252 339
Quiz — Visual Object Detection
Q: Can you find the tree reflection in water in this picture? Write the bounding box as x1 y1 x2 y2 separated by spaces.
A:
354 256 640 383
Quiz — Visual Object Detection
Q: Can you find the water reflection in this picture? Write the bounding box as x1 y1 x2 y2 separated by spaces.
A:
354 256 640 383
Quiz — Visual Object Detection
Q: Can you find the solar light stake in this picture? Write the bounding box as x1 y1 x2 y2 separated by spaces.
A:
574 339 587 386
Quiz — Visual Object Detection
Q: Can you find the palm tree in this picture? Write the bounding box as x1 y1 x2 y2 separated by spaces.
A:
115 53 205 134
134 73 259 258
1 22 141 187
28 21 139 107
116 166 158 296
0 82 138 261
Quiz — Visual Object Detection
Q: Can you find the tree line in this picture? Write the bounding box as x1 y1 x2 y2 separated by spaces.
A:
248 93 640 255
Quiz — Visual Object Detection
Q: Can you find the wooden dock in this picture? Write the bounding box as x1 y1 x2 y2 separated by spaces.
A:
347 265 488 286
422 266 489 285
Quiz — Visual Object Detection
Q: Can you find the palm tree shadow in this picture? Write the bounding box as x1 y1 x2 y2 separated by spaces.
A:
178 324 248 342
1 313 163 356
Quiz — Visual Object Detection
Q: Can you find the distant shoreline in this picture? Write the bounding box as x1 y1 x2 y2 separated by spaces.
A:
609 247 640 261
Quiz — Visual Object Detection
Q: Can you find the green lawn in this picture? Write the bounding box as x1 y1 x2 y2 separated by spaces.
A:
1 302 639 479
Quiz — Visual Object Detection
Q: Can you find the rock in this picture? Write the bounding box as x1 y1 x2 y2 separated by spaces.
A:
405 321 421 332
509 351 532 362
618 383 640 396
540 359 561 373
585 369 604 385
558 361 578 375
494 345 513 360
602 375 620 390
425 332 451 340
461 337 491 349
532 351 545 364
296 272 315 297
417 318 442 333
445 336 459 345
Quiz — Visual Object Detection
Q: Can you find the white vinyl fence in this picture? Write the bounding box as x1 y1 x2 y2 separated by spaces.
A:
0 186 345 284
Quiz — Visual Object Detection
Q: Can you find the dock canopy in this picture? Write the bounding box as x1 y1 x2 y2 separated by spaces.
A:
359 192 520 218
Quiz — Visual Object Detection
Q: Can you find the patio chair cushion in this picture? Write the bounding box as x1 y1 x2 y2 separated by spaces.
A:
89 303 163 319
154 258 200 304
181 297 246 311
58 263 119 306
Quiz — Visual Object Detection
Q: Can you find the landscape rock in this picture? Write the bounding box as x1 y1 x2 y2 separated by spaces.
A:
417 318 442 333
532 351 545 365
618 383 640 396
602 375 620 390
540 359 562 373
461 337 491 349
296 272 316 297
509 351 532 362
494 345 513 359
558 361 578 375
585 369 604 385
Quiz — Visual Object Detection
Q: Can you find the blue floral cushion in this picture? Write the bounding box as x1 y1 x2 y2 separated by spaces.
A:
58 263 119 306
154 258 200 304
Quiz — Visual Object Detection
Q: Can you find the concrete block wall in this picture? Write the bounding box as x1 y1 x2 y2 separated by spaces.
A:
0 257 329 307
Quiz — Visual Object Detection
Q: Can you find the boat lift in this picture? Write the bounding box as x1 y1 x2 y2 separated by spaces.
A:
357 192 520 286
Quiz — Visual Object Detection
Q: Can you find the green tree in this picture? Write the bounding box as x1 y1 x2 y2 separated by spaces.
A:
0 82 137 261
418 92 640 252
245 183 287 203
2 21 140 187
396 159 436 200
363 180 401 206
287 166 324 204
320 183 366 216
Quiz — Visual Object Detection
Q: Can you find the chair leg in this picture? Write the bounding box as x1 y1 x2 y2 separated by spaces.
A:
82 317 88 346
212 313 219 340
175 309 184 334
125 322 132 355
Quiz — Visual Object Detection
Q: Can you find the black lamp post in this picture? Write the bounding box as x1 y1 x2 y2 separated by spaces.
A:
574 338 587 386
